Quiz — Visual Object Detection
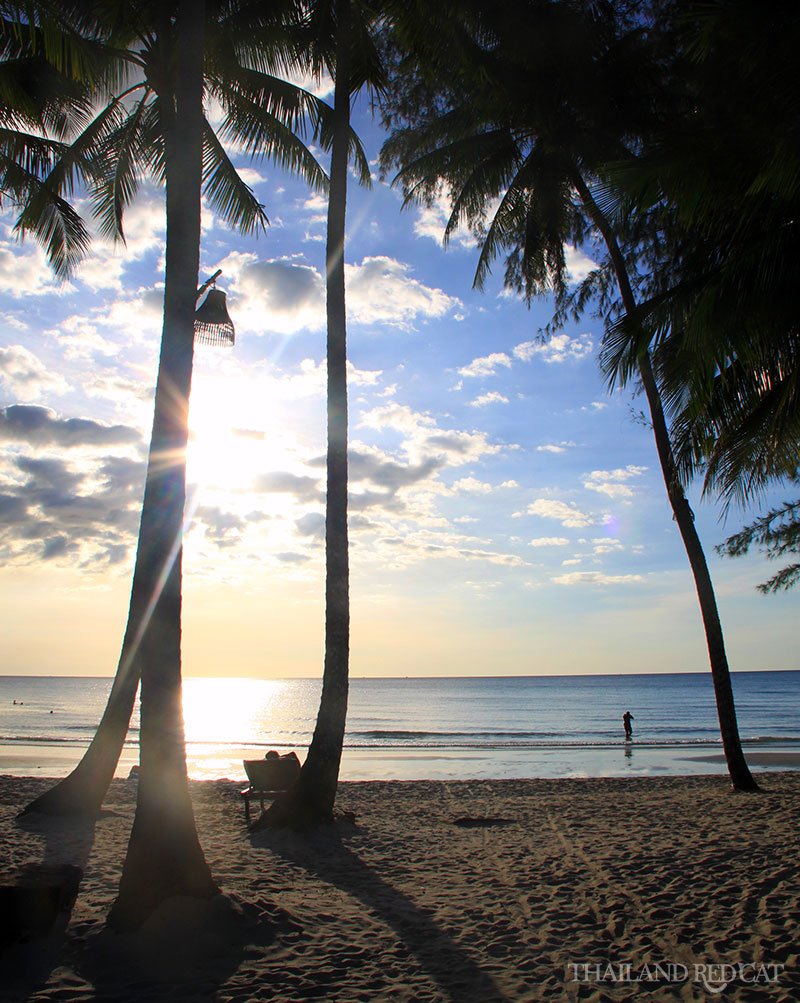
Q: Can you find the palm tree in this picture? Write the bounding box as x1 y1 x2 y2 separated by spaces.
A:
0 5 101 277
599 3 800 596
19 0 336 831
107 0 217 927
259 0 378 828
380 0 758 790
601 0 800 495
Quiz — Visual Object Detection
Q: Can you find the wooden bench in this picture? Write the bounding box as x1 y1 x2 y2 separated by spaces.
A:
241 755 301 822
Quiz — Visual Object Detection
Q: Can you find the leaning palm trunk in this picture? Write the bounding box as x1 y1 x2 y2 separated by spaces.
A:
107 0 217 929
261 0 352 828
20 483 171 817
574 175 758 792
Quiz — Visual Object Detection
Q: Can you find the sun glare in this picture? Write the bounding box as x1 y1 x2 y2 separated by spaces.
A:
182 677 284 746
186 364 288 492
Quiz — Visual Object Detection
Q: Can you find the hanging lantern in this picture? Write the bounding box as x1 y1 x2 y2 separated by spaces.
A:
194 288 235 347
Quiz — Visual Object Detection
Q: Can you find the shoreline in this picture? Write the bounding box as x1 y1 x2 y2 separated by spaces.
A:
2 738 800 785
2 772 799 1001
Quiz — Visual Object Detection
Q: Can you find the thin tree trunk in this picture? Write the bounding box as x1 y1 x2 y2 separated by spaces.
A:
573 173 758 792
19 647 139 817
261 0 351 829
108 1 217 930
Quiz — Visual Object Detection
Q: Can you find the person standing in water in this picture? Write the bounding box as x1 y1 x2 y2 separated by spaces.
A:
623 710 634 741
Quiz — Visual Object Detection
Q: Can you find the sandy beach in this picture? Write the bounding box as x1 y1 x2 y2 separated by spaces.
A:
1 772 798 1002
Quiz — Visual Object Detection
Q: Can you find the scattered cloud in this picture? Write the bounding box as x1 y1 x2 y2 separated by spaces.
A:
529 537 570 548
471 391 509 408
592 537 625 555
75 195 165 292
220 252 460 335
536 441 576 454
359 403 502 467
0 242 64 297
565 244 598 284
513 333 593 364
452 476 493 494
583 465 647 499
347 256 460 330
552 571 645 586
0 449 145 567
226 253 325 335
458 352 512 378
0 346 70 401
253 470 322 503
412 186 477 249
523 498 594 528
0 405 142 449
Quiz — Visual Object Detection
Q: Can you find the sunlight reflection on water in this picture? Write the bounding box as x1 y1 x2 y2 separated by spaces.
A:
181 676 318 747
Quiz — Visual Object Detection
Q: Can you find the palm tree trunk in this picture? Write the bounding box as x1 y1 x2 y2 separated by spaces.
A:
108 1 217 930
19 464 186 816
260 0 351 829
573 173 758 792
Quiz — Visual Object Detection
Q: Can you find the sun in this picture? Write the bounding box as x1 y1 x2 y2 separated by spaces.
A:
185 360 286 492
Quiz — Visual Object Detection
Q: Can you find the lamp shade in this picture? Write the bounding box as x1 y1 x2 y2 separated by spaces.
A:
194 288 235 346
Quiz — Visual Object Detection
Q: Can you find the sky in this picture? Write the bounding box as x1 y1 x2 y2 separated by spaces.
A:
0 89 795 680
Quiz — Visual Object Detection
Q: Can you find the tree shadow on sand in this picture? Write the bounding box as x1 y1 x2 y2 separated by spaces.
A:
252 823 510 1003
72 892 303 1003
1 811 98 999
3 808 304 1003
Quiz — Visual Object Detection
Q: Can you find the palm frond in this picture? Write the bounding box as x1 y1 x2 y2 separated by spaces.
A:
90 89 152 243
214 76 329 194
12 176 90 279
0 127 64 192
201 119 268 235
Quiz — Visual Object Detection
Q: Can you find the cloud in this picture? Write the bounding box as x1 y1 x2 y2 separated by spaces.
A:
470 391 509 408
565 244 598 284
74 194 165 291
411 186 477 249
235 167 267 187
529 537 570 547
536 441 576 454
253 470 322 503
229 254 325 335
592 537 625 555
383 529 526 569
359 404 502 467
0 242 64 297
452 476 493 494
0 405 142 449
513 333 593 364
299 447 446 517
0 449 145 567
347 256 460 329
193 505 246 546
295 512 326 538
458 352 512 378
276 551 312 564
344 448 442 494
220 252 460 335
523 499 594 528
49 316 120 361
552 571 645 586
583 465 648 499
0 346 70 401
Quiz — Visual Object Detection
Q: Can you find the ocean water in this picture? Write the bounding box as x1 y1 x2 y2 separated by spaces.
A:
0 671 798 782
